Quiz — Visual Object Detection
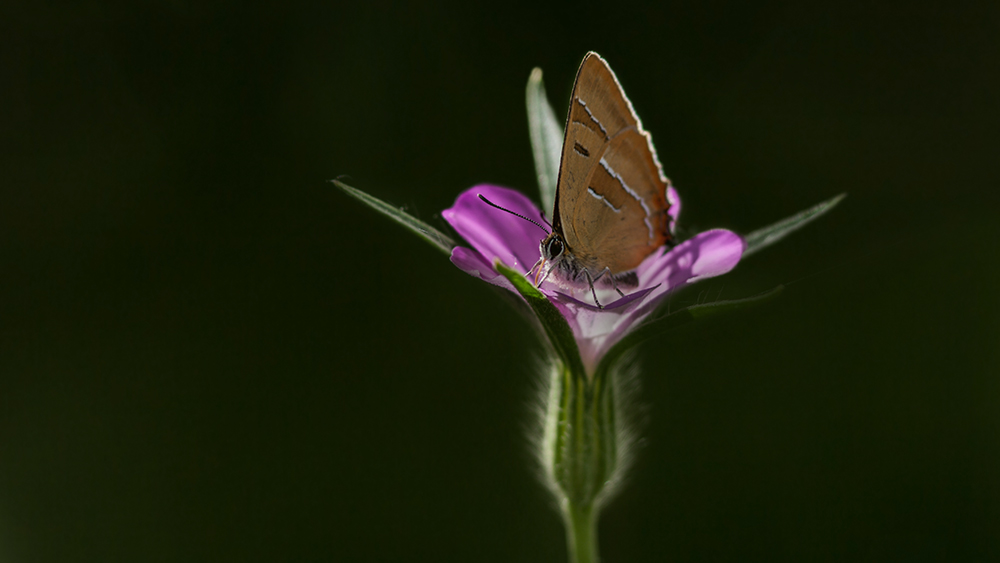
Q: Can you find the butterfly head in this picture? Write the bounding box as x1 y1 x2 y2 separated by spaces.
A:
542 231 566 262
534 230 569 286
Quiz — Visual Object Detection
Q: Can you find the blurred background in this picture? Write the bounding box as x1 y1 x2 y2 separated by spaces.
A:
1 1 998 561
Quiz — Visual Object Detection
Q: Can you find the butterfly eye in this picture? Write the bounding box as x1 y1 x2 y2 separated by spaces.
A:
546 238 564 258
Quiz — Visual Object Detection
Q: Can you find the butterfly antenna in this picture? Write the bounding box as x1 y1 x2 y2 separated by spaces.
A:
477 194 550 235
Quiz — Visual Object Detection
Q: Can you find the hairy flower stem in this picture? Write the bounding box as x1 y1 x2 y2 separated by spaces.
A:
544 359 621 563
566 501 598 563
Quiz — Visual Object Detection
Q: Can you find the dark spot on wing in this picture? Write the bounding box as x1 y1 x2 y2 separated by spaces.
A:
573 142 590 157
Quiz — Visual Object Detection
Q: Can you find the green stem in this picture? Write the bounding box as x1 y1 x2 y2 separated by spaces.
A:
542 357 619 563
566 501 598 563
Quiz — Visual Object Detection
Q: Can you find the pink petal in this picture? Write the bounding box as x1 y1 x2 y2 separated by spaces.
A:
442 185 547 275
617 229 746 341
440 182 742 376
638 229 745 300
667 186 681 234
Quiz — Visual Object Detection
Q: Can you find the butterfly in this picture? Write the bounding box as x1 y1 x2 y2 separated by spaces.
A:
478 52 675 308
532 52 675 308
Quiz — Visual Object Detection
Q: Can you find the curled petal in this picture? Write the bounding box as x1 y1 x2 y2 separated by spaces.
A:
450 246 515 291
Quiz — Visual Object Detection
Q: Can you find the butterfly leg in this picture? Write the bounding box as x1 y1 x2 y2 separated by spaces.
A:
582 269 604 309
610 275 626 298
591 266 625 298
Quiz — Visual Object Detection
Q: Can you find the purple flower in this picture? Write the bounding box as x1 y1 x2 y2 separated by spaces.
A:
443 184 745 374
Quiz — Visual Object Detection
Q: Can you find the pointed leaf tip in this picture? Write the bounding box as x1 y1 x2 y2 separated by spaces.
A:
526 67 562 217
331 179 456 255
743 193 846 258
685 284 785 320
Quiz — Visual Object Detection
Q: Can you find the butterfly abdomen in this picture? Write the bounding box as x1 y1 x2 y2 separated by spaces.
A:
550 248 641 291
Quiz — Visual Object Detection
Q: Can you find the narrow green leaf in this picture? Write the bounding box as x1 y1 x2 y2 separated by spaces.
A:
743 193 846 258
332 179 456 256
593 285 785 380
684 284 784 321
495 261 587 378
526 67 564 216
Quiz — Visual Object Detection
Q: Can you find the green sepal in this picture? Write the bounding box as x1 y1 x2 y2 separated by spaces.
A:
495 260 587 378
331 179 456 256
592 285 785 382
526 68 563 217
743 193 846 258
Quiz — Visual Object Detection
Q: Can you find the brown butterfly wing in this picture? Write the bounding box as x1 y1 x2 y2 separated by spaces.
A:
553 53 672 274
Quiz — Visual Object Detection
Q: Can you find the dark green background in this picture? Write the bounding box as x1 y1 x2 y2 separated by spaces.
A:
2 1 998 561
